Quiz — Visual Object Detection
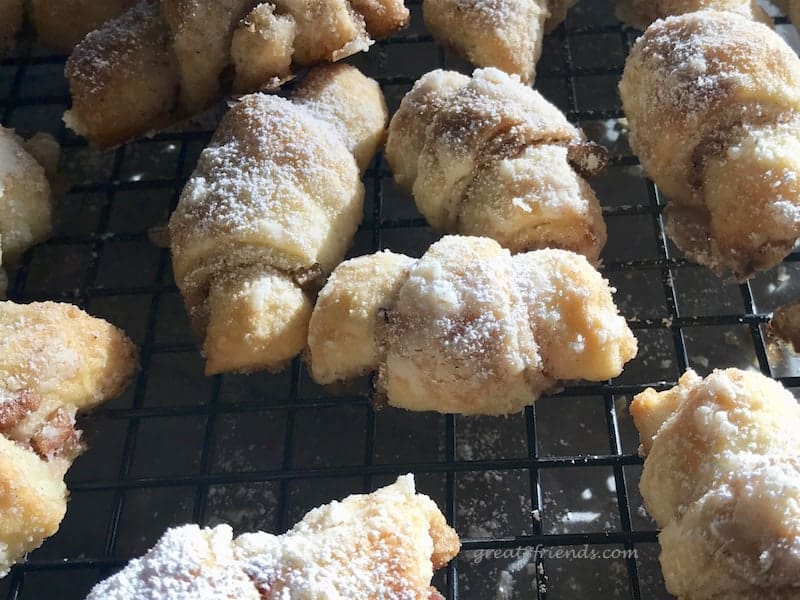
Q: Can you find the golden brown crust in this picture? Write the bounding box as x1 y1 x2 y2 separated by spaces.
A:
423 0 575 82
0 436 68 579
631 369 800 599
64 0 180 149
28 0 136 53
309 236 637 415
273 0 368 65
349 0 410 38
0 301 136 576
307 251 416 384
615 0 772 29
65 0 406 148
0 302 137 415
769 299 800 353
619 11 800 280
169 65 387 375
203 266 314 375
386 68 607 261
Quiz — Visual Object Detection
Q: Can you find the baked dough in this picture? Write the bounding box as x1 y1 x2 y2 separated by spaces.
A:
631 369 800 599
769 299 800 353
169 64 387 375
28 0 136 52
619 11 800 280
615 0 771 29
423 0 576 82
0 301 137 576
0 0 22 55
0 128 59 296
86 475 460 599
308 235 637 414
386 68 607 261
64 0 408 148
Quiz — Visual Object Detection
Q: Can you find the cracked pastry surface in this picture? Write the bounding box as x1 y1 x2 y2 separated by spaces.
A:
619 11 800 280
308 235 637 415
386 68 607 262
423 0 575 82
86 475 460 599
169 64 387 376
0 301 137 576
64 0 407 148
631 369 800 599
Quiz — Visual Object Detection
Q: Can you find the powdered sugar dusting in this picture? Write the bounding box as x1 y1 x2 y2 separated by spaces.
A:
633 369 800 596
620 10 800 278
86 476 459 599
626 12 769 120
367 236 636 414
387 67 607 260
168 89 365 337
86 525 261 600
0 302 136 576
64 0 404 146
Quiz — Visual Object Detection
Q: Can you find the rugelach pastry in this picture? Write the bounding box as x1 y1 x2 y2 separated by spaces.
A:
632 369 800 599
0 127 59 296
386 68 607 261
308 235 637 415
64 0 408 148
86 475 460 599
619 11 800 279
169 64 387 375
0 301 137 576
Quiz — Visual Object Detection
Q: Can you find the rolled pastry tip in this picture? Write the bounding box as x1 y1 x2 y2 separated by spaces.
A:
423 0 577 83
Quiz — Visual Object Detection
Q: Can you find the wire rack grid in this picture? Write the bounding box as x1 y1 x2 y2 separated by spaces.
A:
1 1 800 598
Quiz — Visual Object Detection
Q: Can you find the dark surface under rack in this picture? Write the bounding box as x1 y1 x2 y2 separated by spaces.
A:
2 1 800 598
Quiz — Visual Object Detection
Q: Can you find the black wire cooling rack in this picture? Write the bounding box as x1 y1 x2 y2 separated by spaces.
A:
2 1 800 598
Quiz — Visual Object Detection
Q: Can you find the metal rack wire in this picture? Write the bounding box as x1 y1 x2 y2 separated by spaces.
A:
2 1 799 598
